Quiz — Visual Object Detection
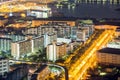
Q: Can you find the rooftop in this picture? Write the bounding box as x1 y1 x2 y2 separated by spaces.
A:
98 47 120 55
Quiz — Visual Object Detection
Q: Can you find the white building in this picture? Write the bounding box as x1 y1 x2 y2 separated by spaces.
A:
0 57 9 75
47 42 66 61
47 43 56 62
44 33 57 47
27 7 52 18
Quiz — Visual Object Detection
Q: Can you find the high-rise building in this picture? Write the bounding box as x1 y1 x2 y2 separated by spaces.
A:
47 42 67 61
0 37 12 52
11 35 45 59
76 29 86 41
4 34 25 42
71 27 87 41
11 39 32 59
44 33 57 47
31 36 44 52
41 26 55 35
24 27 38 35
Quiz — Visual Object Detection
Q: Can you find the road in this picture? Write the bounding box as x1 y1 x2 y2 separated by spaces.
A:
61 25 117 80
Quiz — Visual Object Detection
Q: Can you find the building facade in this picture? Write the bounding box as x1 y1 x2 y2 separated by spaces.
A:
11 35 45 59
44 33 57 47
0 64 28 80
31 36 44 52
0 57 9 75
76 29 86 41
5 34 25 42
0 37 12 52
24 27 38 35
97 47 120 66
11 39 32 59
47 42 67 61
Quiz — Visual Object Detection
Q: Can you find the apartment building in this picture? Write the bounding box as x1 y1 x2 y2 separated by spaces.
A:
11 39 32 59
47 42 67 61
31 36 44 52
0 57 9 75
4 34 25 42
11 35 45 59
44 33 57 47
76 29 86 41
0 37 12 52
24 27 38 35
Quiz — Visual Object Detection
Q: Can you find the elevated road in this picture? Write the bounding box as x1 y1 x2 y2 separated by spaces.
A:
61 25 117 80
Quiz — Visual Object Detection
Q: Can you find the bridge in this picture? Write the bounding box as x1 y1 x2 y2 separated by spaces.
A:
60 25 117 80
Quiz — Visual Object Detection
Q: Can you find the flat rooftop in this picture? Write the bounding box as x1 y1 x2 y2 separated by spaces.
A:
98 47 120 55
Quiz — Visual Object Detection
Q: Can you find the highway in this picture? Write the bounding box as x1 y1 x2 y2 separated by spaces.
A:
61 25 117 80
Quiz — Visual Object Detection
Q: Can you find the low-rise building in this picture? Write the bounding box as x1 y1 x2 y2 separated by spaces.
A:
97 47 120 66
27 8 52 18
0 64 28 80
31 19 75 27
